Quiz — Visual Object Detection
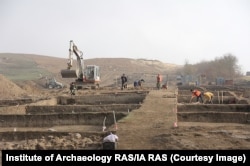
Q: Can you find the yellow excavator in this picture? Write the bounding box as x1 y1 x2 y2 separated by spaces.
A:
61 40 100 89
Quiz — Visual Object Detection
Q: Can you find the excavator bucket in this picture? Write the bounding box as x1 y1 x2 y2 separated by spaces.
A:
61 69 77 78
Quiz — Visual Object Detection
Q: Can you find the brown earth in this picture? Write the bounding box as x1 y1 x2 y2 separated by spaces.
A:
0 54 250 151
115 87 250 150
0 75 29 99
1 83 250 150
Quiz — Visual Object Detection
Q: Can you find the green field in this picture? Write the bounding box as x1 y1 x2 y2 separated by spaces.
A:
0 54 51 81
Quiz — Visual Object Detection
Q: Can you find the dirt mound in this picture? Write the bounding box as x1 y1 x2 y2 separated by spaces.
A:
16 80 47 96
0 74 29 99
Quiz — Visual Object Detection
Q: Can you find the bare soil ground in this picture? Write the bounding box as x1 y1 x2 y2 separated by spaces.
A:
0 73 250 151
115 87 250 150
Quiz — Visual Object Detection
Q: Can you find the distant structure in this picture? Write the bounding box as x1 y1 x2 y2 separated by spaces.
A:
216 77 225 85
246 71 250 76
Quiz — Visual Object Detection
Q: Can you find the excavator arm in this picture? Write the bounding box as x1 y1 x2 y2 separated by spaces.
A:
61 40 84 80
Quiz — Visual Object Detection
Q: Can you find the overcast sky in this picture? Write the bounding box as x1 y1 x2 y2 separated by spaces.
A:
1 0 250 73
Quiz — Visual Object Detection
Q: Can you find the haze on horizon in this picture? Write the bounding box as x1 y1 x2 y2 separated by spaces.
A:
1 0 250 73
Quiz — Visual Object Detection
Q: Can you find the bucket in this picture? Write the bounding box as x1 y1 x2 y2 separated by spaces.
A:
61 69 77 78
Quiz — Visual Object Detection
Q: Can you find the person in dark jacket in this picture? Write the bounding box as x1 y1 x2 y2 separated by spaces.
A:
121 74 127 90
70 82 76 95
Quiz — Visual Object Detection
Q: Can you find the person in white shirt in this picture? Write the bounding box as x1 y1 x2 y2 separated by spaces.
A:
103 132 118 143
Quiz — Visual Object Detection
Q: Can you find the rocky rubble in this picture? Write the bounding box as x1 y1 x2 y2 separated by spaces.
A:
1 133 103 150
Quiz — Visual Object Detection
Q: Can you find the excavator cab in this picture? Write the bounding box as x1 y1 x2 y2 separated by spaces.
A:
84 65 100 83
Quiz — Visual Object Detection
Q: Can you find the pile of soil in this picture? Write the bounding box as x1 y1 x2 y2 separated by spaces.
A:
0 74 29 99
1 133 102 150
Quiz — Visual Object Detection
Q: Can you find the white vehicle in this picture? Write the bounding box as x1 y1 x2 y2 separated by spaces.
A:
61 40 100 89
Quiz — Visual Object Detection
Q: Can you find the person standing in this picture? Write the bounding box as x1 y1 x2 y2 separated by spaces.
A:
190 89 203 103
138 79 144 89
69 82 76 95
121 74 127 90
156 74 162 90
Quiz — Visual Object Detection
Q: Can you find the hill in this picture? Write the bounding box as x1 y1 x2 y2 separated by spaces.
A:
0 53 181 87
0 74 29 99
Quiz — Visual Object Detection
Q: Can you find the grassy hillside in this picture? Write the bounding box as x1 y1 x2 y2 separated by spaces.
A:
0 53 181 86
0 53 52 80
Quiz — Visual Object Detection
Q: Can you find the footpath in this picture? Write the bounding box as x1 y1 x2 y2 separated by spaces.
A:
115 86 178 149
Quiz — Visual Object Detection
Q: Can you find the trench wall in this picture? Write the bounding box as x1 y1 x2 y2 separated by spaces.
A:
25 104 141 114
177 112 250 123
0 112 127 127
177 96 240 104
0 98 33 106
177 104 250 112
57 93 147 105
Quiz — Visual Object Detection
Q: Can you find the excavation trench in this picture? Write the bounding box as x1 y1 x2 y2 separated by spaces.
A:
25 104 141 114
0 98 33 106
57 92 148 105
177 89 250 124
0 112 127 127
0 91 147 148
